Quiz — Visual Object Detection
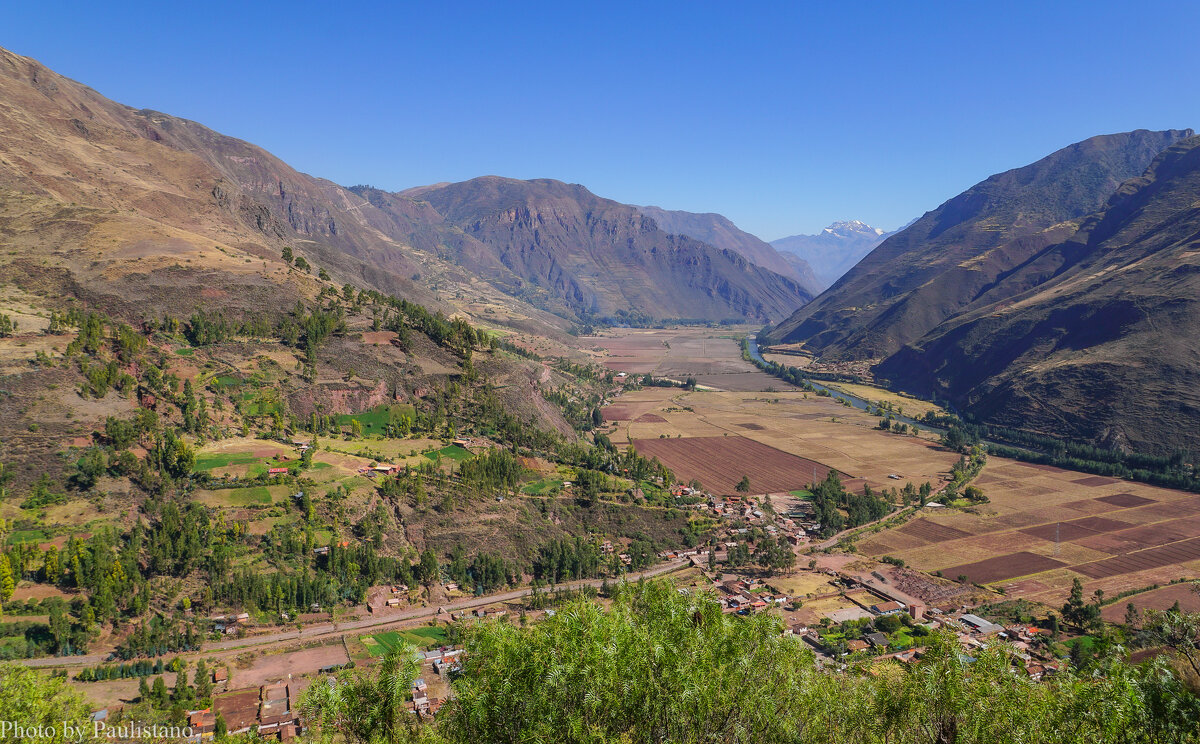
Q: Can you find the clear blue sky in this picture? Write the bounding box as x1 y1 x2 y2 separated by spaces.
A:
6 1 1199 240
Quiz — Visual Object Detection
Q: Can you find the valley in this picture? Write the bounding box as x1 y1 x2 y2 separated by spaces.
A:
2 23 1200 744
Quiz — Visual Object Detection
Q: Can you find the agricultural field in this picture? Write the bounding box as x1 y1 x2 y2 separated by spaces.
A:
631 436 845 495
335 403 417 434
424 444 473 463
582 327 798 392
1100 582 1200 621
856 459 1200 605
765 572 838 599
600 386 956 496
195 485 286 508
821 381 945 419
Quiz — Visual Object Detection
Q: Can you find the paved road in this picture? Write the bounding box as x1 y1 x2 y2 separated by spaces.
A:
18 559 690 668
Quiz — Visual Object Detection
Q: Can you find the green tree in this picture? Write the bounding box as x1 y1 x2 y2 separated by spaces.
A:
0 664 94 743
418 549 440 588
151 675 169 705
735 475 751 493
300 647 421 744
72 447 108 490
172 662 190 702
194 659 212 701
0 555 14 607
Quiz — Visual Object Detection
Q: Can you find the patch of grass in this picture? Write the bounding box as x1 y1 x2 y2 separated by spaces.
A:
210 375 242 390
364 625 448 654
7 528 50 545
206 486 274 506
521 478 563 495
336 404 416 434
194 452 261 472
424 445 472 464
1064 635 1098 652
174 348 194 356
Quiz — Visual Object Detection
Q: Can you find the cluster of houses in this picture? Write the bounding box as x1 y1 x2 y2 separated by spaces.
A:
209 680 302 741
408 646 465 715
699 494 819 544
701 565 1061 682
600 539 638 567
714 577 794 614
209 612 251 636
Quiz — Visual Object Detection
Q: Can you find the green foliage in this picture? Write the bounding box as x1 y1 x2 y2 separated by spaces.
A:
0 664 94 743
457 449 523 494
425 581 1200 744
809 471 891 536
301 647 422 744
0 313 16 338
71 448 108 490
532 537 603 583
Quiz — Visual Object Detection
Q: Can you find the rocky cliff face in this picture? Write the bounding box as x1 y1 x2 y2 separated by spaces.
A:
371 177 814 322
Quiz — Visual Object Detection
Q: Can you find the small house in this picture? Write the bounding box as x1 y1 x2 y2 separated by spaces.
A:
871 601 905 616
865 632 889 648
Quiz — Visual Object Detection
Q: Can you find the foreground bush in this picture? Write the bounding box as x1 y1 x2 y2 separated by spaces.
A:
310 579 1200 743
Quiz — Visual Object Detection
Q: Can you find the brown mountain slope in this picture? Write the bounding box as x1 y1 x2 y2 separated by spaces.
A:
764 129 1194 357
1 45 808 328
876 135 1200 454
370 177 813 323
0 45 464 319
635 205 823 294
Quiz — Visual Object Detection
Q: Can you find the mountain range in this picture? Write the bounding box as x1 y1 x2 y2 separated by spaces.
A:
771 220 894 289
634 205 823 295
0 46 810 329
766 128 1200 454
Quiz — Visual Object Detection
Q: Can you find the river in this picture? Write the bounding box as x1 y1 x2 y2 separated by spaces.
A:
744 335 938 431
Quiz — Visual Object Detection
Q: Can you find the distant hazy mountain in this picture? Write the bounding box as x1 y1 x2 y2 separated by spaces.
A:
635 206 822 295
770 220 892 289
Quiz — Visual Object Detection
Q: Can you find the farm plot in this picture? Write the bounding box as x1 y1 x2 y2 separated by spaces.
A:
941 552 1068 584
584 328 799 392
856 455 1200 605
1099 582 1200 622
630 436 845 495
604 387 956 494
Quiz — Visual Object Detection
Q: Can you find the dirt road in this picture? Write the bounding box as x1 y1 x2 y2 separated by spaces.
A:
19 559 690 669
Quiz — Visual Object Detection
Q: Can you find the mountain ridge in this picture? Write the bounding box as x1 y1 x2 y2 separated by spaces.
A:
765 129 1194 359
0 45 809 328
634 205 823 294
